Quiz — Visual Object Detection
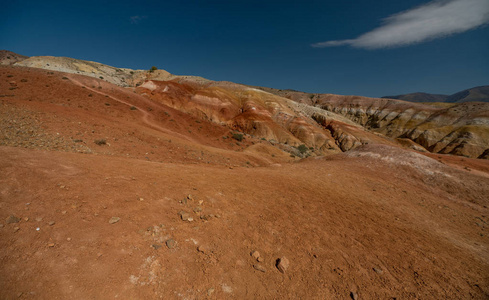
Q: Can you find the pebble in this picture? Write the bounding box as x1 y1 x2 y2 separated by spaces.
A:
109 217 120 224
166 239 176 249
61 211 67 214
251 251 261 261
6 215 20 224
197 245 209 254
48 221 55 226
350 291 358 300
258 257 264 262
178 211 191 221
152 244 162 250
253 264 266 272
23 217 29 222
276 256 289 273
207 288 215 296
35 217 43 222
200 214 213 221
13 227 20 232
373 267 383 274
48 243 55 248
193 206 203 213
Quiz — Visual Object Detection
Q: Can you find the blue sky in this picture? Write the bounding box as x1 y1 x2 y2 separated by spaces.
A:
1 0 488 97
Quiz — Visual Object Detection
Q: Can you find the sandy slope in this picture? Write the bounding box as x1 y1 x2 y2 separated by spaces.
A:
0 145 488 299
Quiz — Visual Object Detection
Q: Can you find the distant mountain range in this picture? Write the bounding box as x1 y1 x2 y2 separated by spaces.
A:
383 86 489 103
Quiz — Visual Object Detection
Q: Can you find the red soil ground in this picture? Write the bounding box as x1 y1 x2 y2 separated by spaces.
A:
1 66 488 299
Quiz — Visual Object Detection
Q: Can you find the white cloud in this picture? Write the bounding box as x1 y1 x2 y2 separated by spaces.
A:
312 0 489 49
130 15 147 24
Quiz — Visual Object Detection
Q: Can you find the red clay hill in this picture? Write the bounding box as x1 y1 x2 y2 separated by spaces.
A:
1 53 488 299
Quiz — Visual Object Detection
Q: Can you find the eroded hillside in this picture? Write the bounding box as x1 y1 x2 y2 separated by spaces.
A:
1 54 489 299
8 54 488 159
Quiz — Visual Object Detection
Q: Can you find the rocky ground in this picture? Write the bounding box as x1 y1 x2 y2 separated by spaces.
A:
0 64 488 299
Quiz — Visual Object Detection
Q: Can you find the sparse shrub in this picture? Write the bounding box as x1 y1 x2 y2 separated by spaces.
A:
88 93 93 97
149 66 158 73
232 133 244 141
105 103 110 106
94 139 106 145
21 79 27 82
130 106 137 110
7 75 13 78
130 71 134 75
99 76 104 79
297 144 308 154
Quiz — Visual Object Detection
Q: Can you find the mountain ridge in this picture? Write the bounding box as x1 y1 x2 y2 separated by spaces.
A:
382 85 489 103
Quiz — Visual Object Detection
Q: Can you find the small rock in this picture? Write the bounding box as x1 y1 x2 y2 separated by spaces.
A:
253 264 266 272
6 215 20 224
373 267 383 274
207 288 215 296
0 224 4 228
109 217 120 224
166 239 176 249
152 244 162 250
178 211 191 221
23 217 29 222
193 206 203 213
187 194 193 200
187 217 194 222
48 221 55 226
13 227 20 232
257 256 264 262
139 198 144 201
276 256 289 273
200 214 213 221
67 237 71 241
197 245 209 254
61 211 67 215
251 250 261 261
350 291 358 300
48 243 55 248
35 217 43 222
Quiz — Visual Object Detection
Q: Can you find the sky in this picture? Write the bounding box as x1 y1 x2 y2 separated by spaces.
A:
1 0 488 97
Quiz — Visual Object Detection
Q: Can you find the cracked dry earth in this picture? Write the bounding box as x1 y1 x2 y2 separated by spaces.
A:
1 66 489 299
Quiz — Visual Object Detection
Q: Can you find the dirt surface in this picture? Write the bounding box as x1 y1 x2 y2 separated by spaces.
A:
1 65 489 299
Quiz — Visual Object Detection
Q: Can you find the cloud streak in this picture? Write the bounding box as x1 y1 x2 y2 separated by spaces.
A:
312 0 489 49
130 15 147 24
